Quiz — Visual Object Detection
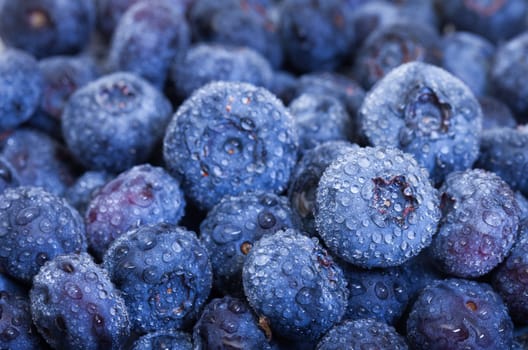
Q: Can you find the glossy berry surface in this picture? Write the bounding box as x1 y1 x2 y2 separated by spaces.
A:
30 253 130 350
315 146 440 268
85 164 185 259
130 329 193 350
0 186 86 283
103 223 212 333
163 81 298 211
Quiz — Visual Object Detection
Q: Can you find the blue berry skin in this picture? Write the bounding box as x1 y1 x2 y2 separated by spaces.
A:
103 223 212 334
350 1 400 48
189 0 283 68
430 169 520 278
0 0 96 58
65 170 113 215
342 264 410 326
0 186 87 284
85 164 185 259
492 219 528 325
200 191 296 296
279 0 355 73
353 21 440 90
479 96 517 130
131 329 193 350
0 290 45 349
0 156 20 194
359 62 482 184
107 0 190 89
193 296 274 350
171 43 273 101
0 273 26 296
400 250 443 302
490 33 528 121
242 229 349 342
476 127 528 196
269 70 298 105
406 278 514 350
315 146 441 268
288 140 359 237
30 253 130 350
163 81 298 211
288 93 351 153
437 0 527 43
316 319 408 350
1 128 76 196
0 49 42 132
440 32 495 97
62 72 173 172
515 192 528 220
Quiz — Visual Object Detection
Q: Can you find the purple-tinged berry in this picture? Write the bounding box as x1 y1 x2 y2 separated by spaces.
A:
131 329 193 350
65 170 113 215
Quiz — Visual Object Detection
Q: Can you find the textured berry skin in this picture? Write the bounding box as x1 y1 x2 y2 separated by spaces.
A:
131 329 193 350
163 81 298 211
315 146 440 268
242 229 348 342
353 21 440 90
316 319 408 350
1 128 76 196
279 0 354 73
189 0 282 68
85 164 185 259
492 219 528 325
193 296 274 350
30 253 130 350
342 264 410 326
490 33 528 121
103 223 212 333
0 290 44 349
359 62 482 184
288 141 359 237
440 31 495 97
62 72 173 172
288 93 351 153
437 0 527 43
479 96 517 130
0 49 42 132
0 186 87 284
107 0 190 89
476 127 528 196
406 279 514 350
200 191 296 295
430 169 520 278
0 156 20 194
171 43 273 100
515 192 528 220
0 0 95 58
65 170 113 216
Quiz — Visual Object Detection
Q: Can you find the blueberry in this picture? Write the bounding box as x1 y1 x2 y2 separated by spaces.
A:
62 72 173 172
279 0 354 73
0 273 26 296
317 318 408 350
85 164 185 259
515 192 528 220
359 62 482 184
288 140 359 236
0 49 42 132
65 170 113 215
242 229 348 342
476 127 528 196
131 329 193 350
399 250 443 302
269 70 298 105
492 218 528 325
103 223 212 333
315 146 440 268
406 278 514 350
163 81 298 211
440 31 495 97
349 1 400 48
30 253 130 350
0 186 87 283
0 0 96 58
430 169 520 278
353 21 440 90
288 93 352 153
199 191 296 295
479 96 517 130
193 296 274 349
107 0 190 89
1 128 76 196
0 156 20 194
171 43 273 101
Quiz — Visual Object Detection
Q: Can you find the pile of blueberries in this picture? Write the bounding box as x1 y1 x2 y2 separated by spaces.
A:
1 0 528 349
